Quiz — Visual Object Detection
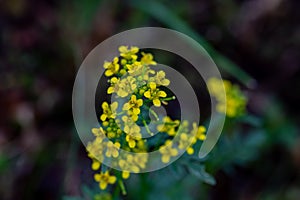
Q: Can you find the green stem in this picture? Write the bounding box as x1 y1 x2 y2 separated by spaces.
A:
118 180 127 195
161 96 176 101
149 108 159 121
143 120 154 136
117 111 125 116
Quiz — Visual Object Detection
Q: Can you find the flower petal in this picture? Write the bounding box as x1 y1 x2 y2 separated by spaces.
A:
153 99 161 107
108 176 117 184
100 114 107 121
99 181 107 190
158 91 167 97
122 171 130 179
144 90 151 98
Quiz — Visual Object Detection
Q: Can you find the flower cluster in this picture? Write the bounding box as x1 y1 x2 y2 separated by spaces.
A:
207 78 247 117
86 46 247 193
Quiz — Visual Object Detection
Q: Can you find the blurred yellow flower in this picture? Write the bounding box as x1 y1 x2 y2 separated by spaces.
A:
91 127 106 139
126 134 141 148
116 76 137 98
157 116 180 136
191 123 206 141
127 61 143 75
94 171 117 190
119 155 140 179
133 153 148 169
178 133 196 155
105 141 121 158
91 160 101 170
159 140 178 163
104 57 120 77
150 71 170 86
141 52 157 65
119 46 139 60
207 78 247 117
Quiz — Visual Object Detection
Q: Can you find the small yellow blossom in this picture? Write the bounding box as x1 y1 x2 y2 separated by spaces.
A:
119 155 140 179
122 115 142 148
150 71 170 86
126 134 141 148
122 171 130 179
86 136 105 161
105 141 121 158
144 82 167 107
141 52 157 65
103 57 120 77
126 61 143 76
94 171 117 190
100 102 118 121
116 76 137 98
178 133 196 155
123 95 143 115
133 153 148 169
91 160 101 170
207 78 247 117
191 123 206 141
157 116 180 136
122 116 141 134
91 127 106 143
107 77 120 94
119 46 139 60
159 140 178 163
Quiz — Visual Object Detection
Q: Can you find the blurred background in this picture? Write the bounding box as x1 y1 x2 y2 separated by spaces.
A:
0 0 300 199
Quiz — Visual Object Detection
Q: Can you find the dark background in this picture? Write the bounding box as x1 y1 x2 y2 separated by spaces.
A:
0 0 300 199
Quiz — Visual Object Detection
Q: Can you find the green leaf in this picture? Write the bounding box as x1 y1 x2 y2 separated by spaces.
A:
169 162 187 179
187 162 216 185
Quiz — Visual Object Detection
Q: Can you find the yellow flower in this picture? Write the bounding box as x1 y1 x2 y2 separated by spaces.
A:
86 137 105 161
122 116 140 134
144 82 167 107
105 141 121 158
91 127 106 140
135 140 147 151
141 52 157 65
207 78 247 117
126 61 143 76
119 155 140 179
157 116 180 136
150 71 170 86
159 140 178 163
133 153 148 169
94 171 117 190
103 57 119 77
191 123 206 141
123 95 143 115
116 76 137 98
100 102 118 121
178 133 196 155
126 134 141 148
119 46 139 60
107 77 120 94
91 160 101 170
122 171 130 179
122 115 142 148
